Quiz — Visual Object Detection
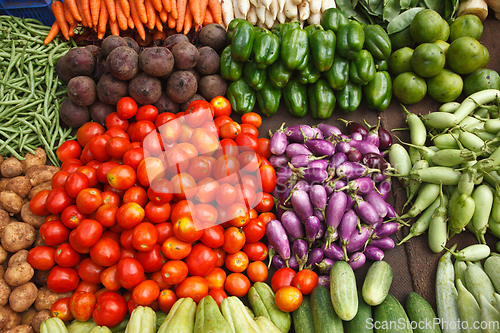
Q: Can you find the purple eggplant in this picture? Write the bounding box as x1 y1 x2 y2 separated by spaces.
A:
318 275 330 288
365 118 382 148
293 180 311 193
351 132 363 141
266 220 291 260
365 245 384 261
339 209 360 247
305 216 321 242
286 143 312 158
305 248 324 270
270 123 288 155
318 222 329 240
348 252 366 270
309 159 329 170
346 225 370 253
291 190 314 222
311 127 324 139
314 209 325 221
376 180 392 200
310 185 327 210
349 139 380 155
340 120 369 138
363 190 388 218
336 161 379 179
272 255 287 270
288 255 300 271
317 123 342 139
269 154 289 169
279 185 293 207
354 198 379 225
378 126 393 150
372 172 388 182
286 125 315 142
363 154 390 172
302 167 329 183
322 242 344 261
369 237 395 250
276 206 286 219
316 258 336 275
374 222 400 239
330 152 348 170
291 154 322 168
340 177 375 194
276 166 293 186
305 139 336 157
281 210 305 239
346 194 362 210
347 148 362 162
325 179 347 195
271 188 281 200
292 239 309 270
386 203 397 219
336 141 351 154
325 191 347 246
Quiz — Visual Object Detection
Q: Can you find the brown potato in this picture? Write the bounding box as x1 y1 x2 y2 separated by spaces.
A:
31 310 50 333
31 271 48 288
0 246 7 265
153 93 180 114
0 179 10 192
3 324 35 333
32 235 46 249
0 305 21 331
20 204 44 229
6 177 31 199
0 210 10 234
33 287 72 312
20 307 37 326
1 192 23 215
25 166 60 187
9 282 38 312
0 279 10 307
8 250 28 267
4 263 34 287
22 149 46 171
28 182 51 200
1 223 36 253
1 158 24 178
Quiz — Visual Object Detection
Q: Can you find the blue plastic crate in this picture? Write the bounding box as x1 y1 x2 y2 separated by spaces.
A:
0 0 55 26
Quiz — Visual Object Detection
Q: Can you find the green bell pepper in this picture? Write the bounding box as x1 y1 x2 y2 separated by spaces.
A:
336 21 365 60
375 59 388 71
308 79 336 119
349 49 376 85
220 45 244 81
363 71 392 112
283 78 308 117
272 21 301 42
227 79 256 114
324 54 349 90
320 8 349 33
227 18 247 40
335 81 362 114
298 59 321 85
363 24 392 60
267 58 293 89
256 80 281 117
243 60 267 91
309 25 336 72
281 28 309 70
253 31 280 68
231 20 255 62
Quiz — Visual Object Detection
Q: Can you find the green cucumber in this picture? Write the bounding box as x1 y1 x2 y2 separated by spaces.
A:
344 291 374 333
311 286 344 333
330 261 358 321
373 294 412 333
405 292 441 333
292 295 315 333
362 261 393 306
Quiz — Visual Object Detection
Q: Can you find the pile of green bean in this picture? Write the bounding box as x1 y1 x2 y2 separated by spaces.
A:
388 89 500 252
0 15 76 166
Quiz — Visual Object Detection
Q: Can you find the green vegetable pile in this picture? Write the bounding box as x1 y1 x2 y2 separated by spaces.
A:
0 16 74 166
222 9 393 118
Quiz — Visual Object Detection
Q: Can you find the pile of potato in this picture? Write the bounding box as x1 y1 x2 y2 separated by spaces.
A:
0 149 66 333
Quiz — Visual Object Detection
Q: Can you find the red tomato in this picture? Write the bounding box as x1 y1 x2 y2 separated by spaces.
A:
247 261 268 283
46 188 74 215
208 288 227 307
173 216 203 243
171 173 197 200
70 291 96 321
69 230 90 254
76 166 98 187
155 112 176 128
80 143 95 165
135 244 166 273
78 257 105 284
259 165 277 193
158 289 177 313
175 276 208 303
187 156 213 181
271 268 297 293
129 121 157 143
116 202 145 229
93 291 128 328
116 258 145 290
47 266 79 293
254 192 274 213
100 264 121 291
123 148 150 170
102 191 121 205
216 139 239 159
213 116 232 132
214 183 236 207
201 121 218 138
162 236 192 260
51 297 74 322
57 140 82 163
226 202 250 227
213 155 241 184
204 267 226 290
136 105 159 122
106 137 131 160
200 225 224 248
106 112 129 131
90 237 120 267
95 204 119 227
163 148 190 173
75 281 101 294
106 127 130 140
211 96 231 117
170 200 195 224
51 171 70 189
27 246 55 270
132 280 160 306
77 122 105 147
258 212 276 226
235 133 258 152
291 269 319 295
73 219 103 248
65 172 90 199
117 97 138 119
147 178 174 204
184 243 218 277
193 204 218 227
107 165 137 191
88 134 111 161
136 157 165 187
161 260 188 285
54 242 81 267
220 122 241 140
142 131 164 157
190 129 220 156
159 118 182 144
275 286 303 312
151 270 170 290
242 242 268 261
145 201 171 224
224 273 250 297
222 227 246 254
155 222 174 245
256 138 272 159
242 219 266 242
122 186 148 207
241 112 262 128
225 251 249 273
237 151 260 173
76 189 102 215
240 123 259 137
40 220 70 246
194 178 219 204
185 102 213 128
132 222 158 252
213 247 227 267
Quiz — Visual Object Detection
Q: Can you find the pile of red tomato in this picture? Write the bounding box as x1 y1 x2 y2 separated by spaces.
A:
26 96 278 327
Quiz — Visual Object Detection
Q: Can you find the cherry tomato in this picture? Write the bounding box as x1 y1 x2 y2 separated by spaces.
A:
116 202 145 230
54 242 81 267
132 280 160 306
225 251 249 273
92 291 128 328
106 112 129 131
51 297 74 322
184 243 218 277
173 216 203 243
155 112 176 128
76 188 103 215
275 286 303 312
254 192 274 213
47 266 79 293
242 219 265 242
132 222 158 252
155 222 174 245
135 244 166 273
106 137 131 159
27 246 55 270
259 165 277 193
271 267 297 293
65 172 90 199
40 220 70 246
116 258 145 290
222 227 246 254
123 148 149 170
235 133 258 152
225 273 250 297
73 219 103 248
57 140 82 163
209 288 227 307
220 122 241 140
77 122 105 147
256 138 272 159
107 165 137 191
241 112 262 128
136 105 159 122
161 260 188 285
70 291 96 322
175 276 208 303
90 237 120 267
117 97 138 119
247 261 268 283
76 166 98 187
158 289 177 313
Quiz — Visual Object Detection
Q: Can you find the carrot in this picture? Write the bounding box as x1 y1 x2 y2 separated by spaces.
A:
105 0 117 22
51 1 70 40
109 18 120 35
115 0 128 29
198 0 209 26
127 14 135 28
168 11 176 28
97 0 108 39
150 0 163 12
68 22 76 36
189 0 201 27
81 0 93 27
76 0 89 26
119 0 130 17
130 0 146 40
65 0 82 22
136 0 148 23
155 12 164 31
161 0 170 13
44 21 60 45
64 1 76 25
183 3 192 34
159 7 168 21
170 0 178 18
145 0 156 29
90 0 101 26
175 0 188 32
203 6 214 25
207 0 221 24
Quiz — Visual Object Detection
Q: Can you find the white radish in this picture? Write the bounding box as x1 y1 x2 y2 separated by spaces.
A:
278 0 286 12
284 0 298 19
257 20 267 28
269 0 279 20
307 11 321 24
239 0 251 18
321 0 336 12
249 0 259 8
459 0 488 21
277 10 286 23
221 0 235 28
298 0 310 21
233 0 245 18
309 0 321 14
265 9 274 28
247 5 258 25
260 0 272 10
291 0 301 6
256 0 267 23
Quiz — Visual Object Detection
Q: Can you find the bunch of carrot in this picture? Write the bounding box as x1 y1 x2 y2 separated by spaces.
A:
44 0 222 44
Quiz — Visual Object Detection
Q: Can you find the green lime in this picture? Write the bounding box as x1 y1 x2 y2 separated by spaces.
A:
433 40 450 55
388 47 414 76
449 14 483 42
447 36 485 74
463 68 500 96
390 27 414 50
410 9 447 43
438 21 450 42
427 69 463 103
393 72 427 105
411 43 446 78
